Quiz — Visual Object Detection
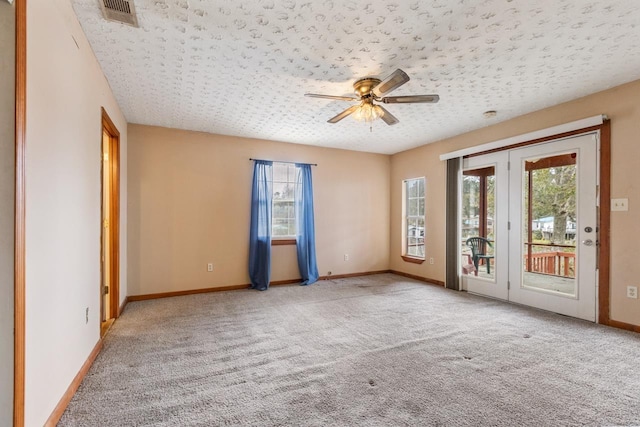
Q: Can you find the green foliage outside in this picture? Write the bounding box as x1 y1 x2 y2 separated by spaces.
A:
526 165 576 245
463 163 576 246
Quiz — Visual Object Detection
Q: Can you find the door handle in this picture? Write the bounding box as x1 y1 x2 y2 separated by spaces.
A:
582 239 594 246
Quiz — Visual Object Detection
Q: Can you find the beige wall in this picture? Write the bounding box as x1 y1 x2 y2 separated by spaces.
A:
127 125 390 296
390 79 640 327
0 2 15 424
25 0 128 424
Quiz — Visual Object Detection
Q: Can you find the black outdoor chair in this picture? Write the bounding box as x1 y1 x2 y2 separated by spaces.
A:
466 237 494 275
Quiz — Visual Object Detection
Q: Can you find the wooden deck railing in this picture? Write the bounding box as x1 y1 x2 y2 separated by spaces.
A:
524 243 575 278
460 241 576 278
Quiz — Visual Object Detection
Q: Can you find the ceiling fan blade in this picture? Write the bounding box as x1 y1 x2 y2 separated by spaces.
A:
328 105 360 123
378 105 399 126
372 69 410 98
305 93 359 102
381 94 440 104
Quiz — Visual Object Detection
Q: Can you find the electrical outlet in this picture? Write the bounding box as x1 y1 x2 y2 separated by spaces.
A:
429 257 434 265
344 254 349 261
627 286 638 299
85 307 89 324
611 198 628 211
207 263 214 272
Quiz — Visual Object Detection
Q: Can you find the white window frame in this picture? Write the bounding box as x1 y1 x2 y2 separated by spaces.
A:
402 177 426 260
270 162 297 239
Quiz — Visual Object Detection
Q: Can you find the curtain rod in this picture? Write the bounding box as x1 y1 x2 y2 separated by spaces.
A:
249 158 317 166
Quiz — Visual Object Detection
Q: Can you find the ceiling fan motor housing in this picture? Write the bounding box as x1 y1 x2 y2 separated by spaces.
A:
353 78 382 97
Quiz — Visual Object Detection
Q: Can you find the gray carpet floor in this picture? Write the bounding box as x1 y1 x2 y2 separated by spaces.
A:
59 274 640 426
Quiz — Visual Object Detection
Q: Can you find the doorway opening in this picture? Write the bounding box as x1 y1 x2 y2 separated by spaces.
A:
101 108 120 337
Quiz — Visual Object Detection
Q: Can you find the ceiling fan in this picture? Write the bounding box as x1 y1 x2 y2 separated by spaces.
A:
305 69 439 126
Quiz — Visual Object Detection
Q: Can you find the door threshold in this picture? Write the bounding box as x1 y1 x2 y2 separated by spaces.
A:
100 318 115 337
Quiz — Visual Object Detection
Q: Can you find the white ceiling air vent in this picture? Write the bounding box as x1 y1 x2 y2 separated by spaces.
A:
100 0 139 27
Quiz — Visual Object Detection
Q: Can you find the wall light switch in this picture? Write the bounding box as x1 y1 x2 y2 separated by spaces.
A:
611 198 628 211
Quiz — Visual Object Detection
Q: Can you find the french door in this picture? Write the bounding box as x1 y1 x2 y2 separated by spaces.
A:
461 151 509 300
508 134 597 321
461 133 598 321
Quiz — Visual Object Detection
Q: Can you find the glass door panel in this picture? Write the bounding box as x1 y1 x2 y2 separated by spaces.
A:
522 153 577 296
462 170 496 280
461 151 508 300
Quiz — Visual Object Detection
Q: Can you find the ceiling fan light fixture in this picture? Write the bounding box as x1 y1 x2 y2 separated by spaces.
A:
353 101 384 123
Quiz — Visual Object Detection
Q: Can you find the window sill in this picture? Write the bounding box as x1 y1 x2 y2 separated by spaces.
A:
272 239 296 246
401 255 425 264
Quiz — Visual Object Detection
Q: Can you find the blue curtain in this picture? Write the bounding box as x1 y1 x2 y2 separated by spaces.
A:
249 160 273 290
295 164 319 285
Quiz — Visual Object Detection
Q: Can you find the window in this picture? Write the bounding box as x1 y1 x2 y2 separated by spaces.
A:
404 178 425 259
271 162 296 238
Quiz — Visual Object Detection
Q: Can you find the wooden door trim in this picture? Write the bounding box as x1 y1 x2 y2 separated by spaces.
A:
101 106 119 138
590 120 638 332
14 0 26 424
598 120 611 325
465 125 603 158
101 108 120 324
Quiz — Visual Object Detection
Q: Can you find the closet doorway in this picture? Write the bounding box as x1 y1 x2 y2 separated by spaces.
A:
100 108 120 336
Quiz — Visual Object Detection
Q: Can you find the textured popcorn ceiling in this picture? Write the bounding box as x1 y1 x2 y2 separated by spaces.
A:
71 0 640 154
